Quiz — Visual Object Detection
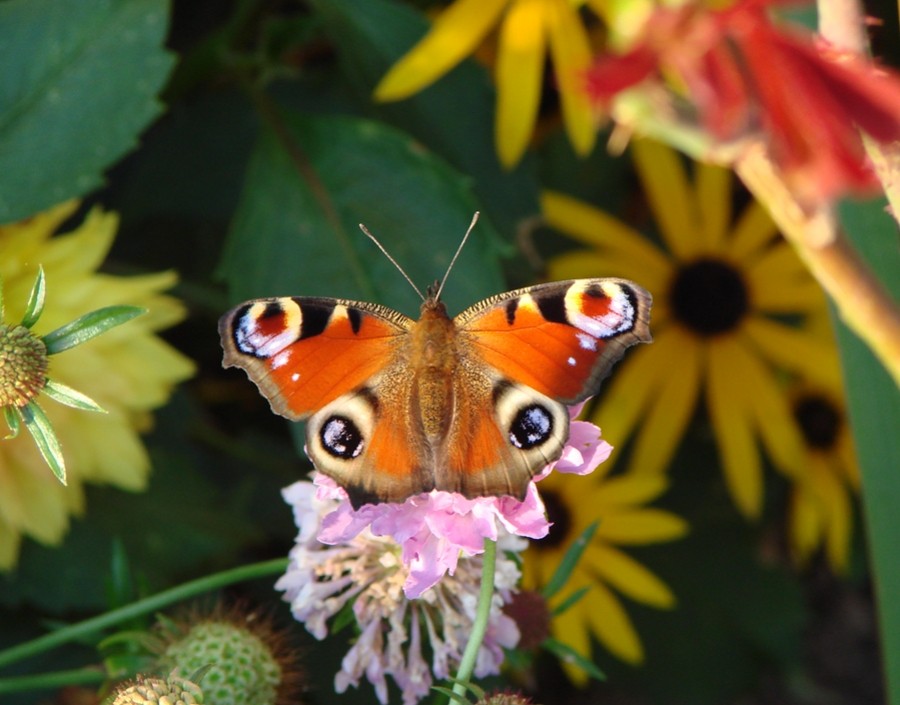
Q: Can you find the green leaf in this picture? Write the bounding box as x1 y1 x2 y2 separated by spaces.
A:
2 406 20 439
42 306 144 355
310 0 540 237
19 266 45 329
543 638 606 681
837 197 900 705
541 522 598 600
0 0 175 223
41 378 106 413
220 110 505 316
19 401 66 484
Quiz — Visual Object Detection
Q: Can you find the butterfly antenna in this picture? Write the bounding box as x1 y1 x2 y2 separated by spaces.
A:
359 223 426 302
435 211 480 300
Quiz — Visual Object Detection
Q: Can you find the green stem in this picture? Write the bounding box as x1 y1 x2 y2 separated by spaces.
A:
451 539 497 701
0 667 105 695
0 558 288 671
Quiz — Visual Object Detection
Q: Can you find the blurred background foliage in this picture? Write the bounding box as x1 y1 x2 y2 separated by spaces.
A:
0 0 897 704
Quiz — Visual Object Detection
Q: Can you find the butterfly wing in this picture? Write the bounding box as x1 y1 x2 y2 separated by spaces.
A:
219 297 412 419
455 278 652 404
435 278 652 498
221 296 436 506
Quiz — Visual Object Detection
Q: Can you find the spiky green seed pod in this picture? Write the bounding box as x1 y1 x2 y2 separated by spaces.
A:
163 621 281 705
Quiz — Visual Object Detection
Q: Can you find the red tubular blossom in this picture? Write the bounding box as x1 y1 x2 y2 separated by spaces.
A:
587 0 900 202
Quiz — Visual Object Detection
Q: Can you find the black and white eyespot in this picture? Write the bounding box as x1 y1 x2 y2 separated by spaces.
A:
307 389 378 478
493 381 569 464
509 404 554 449
320 415 365 459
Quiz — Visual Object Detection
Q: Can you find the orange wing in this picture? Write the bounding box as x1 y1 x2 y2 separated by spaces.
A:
456 279 652 404
219 297 411 419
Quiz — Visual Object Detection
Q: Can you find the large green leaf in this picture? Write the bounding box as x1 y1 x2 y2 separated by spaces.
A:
220 109 505 317
0 0 174 223
309 0 540 238
837 198 900 705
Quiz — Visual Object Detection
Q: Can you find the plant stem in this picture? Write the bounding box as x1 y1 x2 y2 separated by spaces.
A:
734 144 900 387
0 667 105 695
0 558 288 671
451 539 497 701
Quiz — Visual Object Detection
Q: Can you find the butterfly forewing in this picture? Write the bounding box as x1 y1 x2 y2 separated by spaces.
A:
455 279 652 404
219 296 411 419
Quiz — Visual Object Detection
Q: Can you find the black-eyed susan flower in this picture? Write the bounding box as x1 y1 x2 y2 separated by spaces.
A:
786 333 859 573
521 466 687 679
374 0 601 168
0 201 195 569
543 139 829 518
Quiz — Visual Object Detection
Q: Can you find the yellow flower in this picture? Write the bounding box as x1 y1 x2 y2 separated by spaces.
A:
543 139 830 518
522 468 686 681
786 328 859 573
374 0 601 168
0 201 195 569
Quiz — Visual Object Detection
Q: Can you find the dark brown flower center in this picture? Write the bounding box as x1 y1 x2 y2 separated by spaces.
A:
793 394 842 450
0 324 48 407
670 258 749 336
534 490 572 550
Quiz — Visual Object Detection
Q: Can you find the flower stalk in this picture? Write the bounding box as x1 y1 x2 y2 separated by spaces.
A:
734 144 900 387
451 538 498 701
0 559 287 672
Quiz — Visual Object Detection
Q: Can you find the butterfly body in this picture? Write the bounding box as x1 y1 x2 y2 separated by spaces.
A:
220 279 651 508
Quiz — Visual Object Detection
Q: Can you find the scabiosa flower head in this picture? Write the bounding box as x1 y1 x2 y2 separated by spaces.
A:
277 405 612 703
276 478 523 705
107 673 204 704
309 403 611 598
149 604 304 705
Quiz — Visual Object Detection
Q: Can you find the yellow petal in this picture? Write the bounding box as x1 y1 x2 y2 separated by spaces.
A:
546 0 596 157
743 317 835 382
695 161 732 253
591 338 666 454
707 337 763 518
541 190 674 285
817 457 852 572
626 326 703 476
789 484 822 565
726 200 778 261
495 0 546 167
631 139 702 261
596 508 689 544
374 0 508 101
736 336 807 479
593 472 670 505
584 582 644 663
587 544 677 608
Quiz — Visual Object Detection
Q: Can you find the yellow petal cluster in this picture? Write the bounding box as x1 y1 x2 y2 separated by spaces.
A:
544 139 831 519
0 201 195 569
375 0 599 167
523 465 687 680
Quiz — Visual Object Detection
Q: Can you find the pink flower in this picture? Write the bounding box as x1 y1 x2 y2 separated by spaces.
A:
315 404 612 598
276 480 522 705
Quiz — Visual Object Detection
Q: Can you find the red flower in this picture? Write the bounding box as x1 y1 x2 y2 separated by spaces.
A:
587 0 900 202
